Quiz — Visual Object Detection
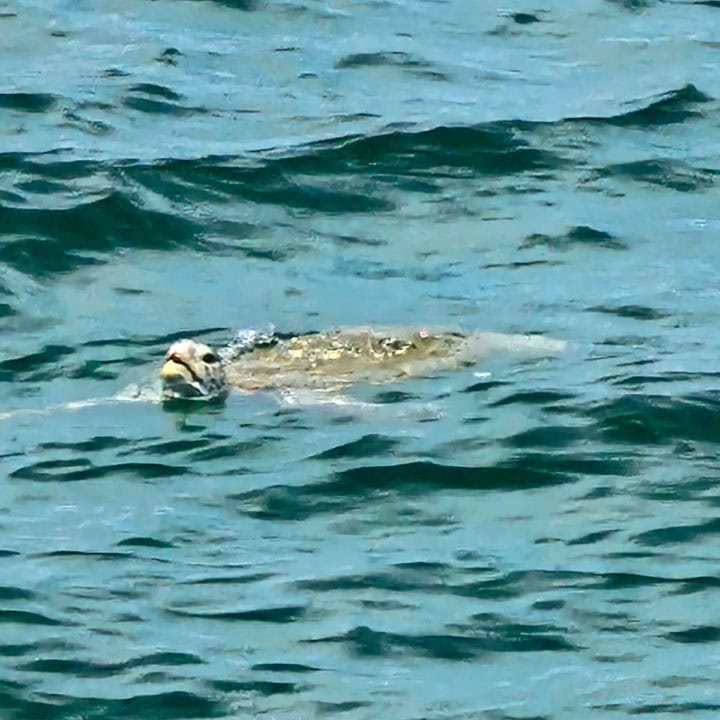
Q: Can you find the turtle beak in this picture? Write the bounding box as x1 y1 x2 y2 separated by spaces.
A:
161 356 192 381
160 353 206 398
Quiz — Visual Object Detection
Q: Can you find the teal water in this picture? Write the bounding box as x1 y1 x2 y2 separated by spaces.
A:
3 1 720 718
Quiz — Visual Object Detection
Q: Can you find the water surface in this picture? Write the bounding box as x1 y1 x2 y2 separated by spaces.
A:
2 0 720 717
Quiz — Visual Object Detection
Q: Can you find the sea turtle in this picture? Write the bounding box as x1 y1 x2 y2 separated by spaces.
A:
159 326 566 401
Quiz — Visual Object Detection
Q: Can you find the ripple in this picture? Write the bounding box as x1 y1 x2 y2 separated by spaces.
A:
0 609 67 626
586 84 711 127
116 537 176 549
588 393 720 445
520 225 626 251
0 586 35 601
21 691 225 720
251 662 322 673
311 433 402 460
0 344 74 382
591 159 717 193
11 460 186 482
233 461 572 520
633 518 720 547
664 625 720 644
20 652 203 677
305 622 576 660
168 605 307 623
0 92 57 113
336 51 451 81
587 304 671 320
210 679 301 695
0 191 201 275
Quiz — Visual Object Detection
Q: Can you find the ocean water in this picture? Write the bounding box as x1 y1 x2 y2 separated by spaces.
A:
2 0 720 717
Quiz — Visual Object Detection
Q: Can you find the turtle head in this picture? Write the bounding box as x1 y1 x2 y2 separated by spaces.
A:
160 339 229 401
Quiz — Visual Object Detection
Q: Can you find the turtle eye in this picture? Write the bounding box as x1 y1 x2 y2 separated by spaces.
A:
202 352 219 364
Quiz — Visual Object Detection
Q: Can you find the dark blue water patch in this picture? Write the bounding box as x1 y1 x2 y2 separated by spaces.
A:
0 92 57 113
187 437 271 462
0 188 25 205
210 679 301 696
462 379 509 394
520 225 626 251
202 0 261 9
336 51 422 68
566 529 619 546
19 652 203 678
251 662 322 673
620 701 720 714
502 425 589 449
61 109 114 137
0 640 78 657
11 459 186 482
447 612 577 651
167 605 306 623
0 119 571 243
590 159 717 193
82 327 228 351
122 95 208 117
664 625 720 644
285 123 567 178
609 371 720 387
448 569 683 600
0 300 15 318
0 236 101 275
13 690 225 720
128 83 183 102
0 152 102 179
0 344 74 382
15 178 68 196
297 564 453 595
0 609 67 626
0 192 203 276
335 52 451 82
116 537 176 549
39 436 131 453
633 474 720 503
66 358 129 381
503 451 632 477
315 701 371 715
311 433 403 460
504 10 543 24
590 572 682 591
370 389 423 403
124 439 209 457
155 48 183 66
32 550 133 561
587 304 671 320
305 622 575 660
489 389 576 407
633 518 720 547
336 459 572 491
179 572 276 586
123 162 254 210
581 84 711 127
0 586 35 601
143 157 392 215
587 393 720 445
232 461 573 521
605 0 655 10
0 681 26 720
